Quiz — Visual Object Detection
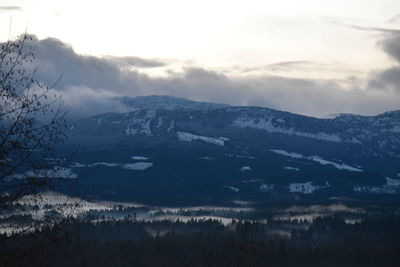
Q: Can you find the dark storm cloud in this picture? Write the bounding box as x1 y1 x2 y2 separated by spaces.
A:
15 34 400 119
0 6 21 11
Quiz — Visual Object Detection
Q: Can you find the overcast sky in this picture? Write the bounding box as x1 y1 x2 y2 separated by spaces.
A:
1 0 400 118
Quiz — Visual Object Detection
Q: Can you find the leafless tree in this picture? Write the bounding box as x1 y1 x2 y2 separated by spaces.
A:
0 33 67 240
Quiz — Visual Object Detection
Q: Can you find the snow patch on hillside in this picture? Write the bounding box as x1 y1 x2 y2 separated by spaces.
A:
71 162 86 168
71 161 153 171
284 166 300 171
386 177 400 187
225 154 256 159
233 117 342 142
13 168 77 179
224 186 240 192
142 120 152 136
354 177 400 194
240 166 253 172
16 191 144 219
242 179 261 183
131 156 149 160
88 162 119 167
156 117 163 128
122 162 153 170
270 149 303 159
308 156 362 172
125 126 137 135
177 131 229 146
289 182 317 194
289 181 330 194
124 118 153 136
72 162 118 168
167 120 175 132
198 156 213 160
260 184 274 192
270 149 362 172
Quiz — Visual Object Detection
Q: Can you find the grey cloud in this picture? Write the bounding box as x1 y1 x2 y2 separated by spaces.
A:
379 31 400 62
264 61 313 71
357 27 400 94
0 6 21 11
27 36 143 95
232 76 399 117
345 24 400 94
231 61 351 77
369 66 400 94
14 34 400 119
105 56 166 68
340 24 400 62
60 86 130 118
236 61 313 74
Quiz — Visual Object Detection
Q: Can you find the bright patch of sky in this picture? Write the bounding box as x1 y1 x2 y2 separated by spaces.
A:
1 0 400 79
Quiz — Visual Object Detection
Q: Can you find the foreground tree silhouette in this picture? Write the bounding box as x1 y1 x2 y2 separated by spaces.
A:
0 34 67 246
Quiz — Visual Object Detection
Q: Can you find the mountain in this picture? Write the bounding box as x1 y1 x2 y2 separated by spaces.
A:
62 96 400 205
118 95 229 111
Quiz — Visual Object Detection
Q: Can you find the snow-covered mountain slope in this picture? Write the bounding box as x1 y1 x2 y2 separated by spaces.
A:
62 97 400 204
68 105 400 161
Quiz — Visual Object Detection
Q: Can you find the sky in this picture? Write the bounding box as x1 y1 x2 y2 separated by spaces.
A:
1 0 400 118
